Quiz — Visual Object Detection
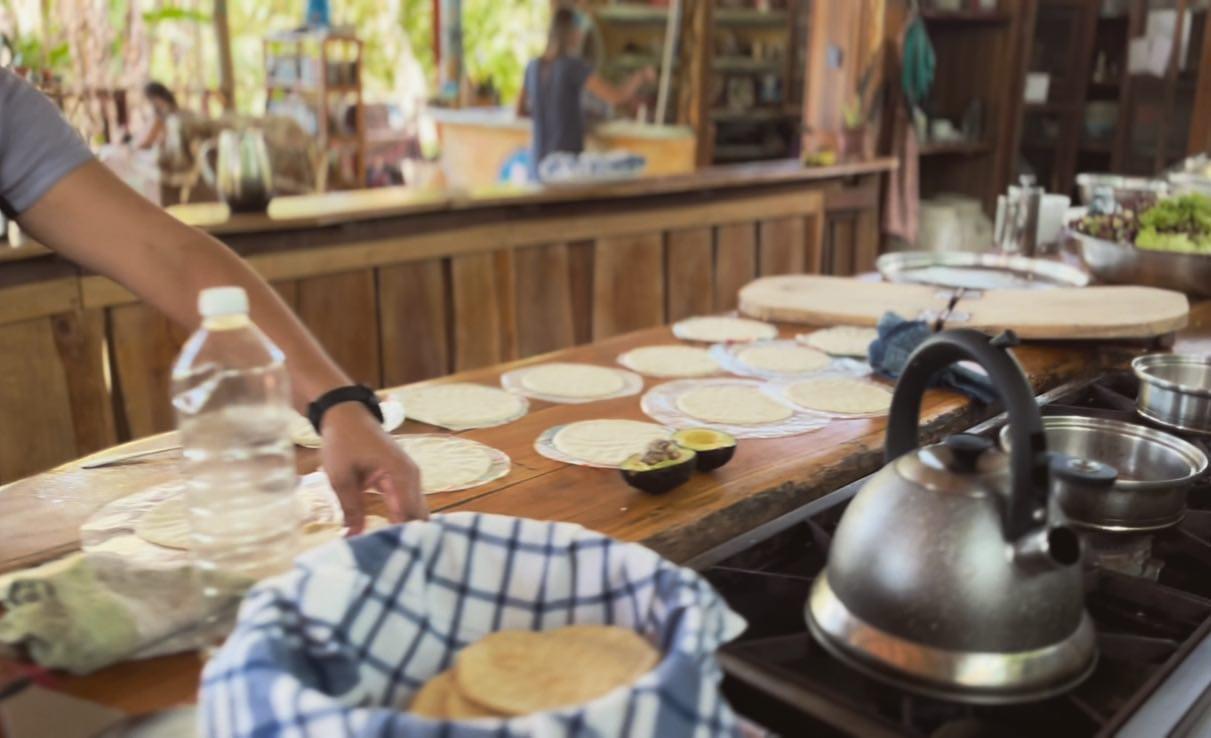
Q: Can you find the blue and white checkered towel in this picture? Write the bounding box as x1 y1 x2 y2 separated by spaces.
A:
200 512 748 738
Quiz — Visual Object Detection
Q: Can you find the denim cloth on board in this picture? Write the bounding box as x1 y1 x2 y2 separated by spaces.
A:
868 312 998 403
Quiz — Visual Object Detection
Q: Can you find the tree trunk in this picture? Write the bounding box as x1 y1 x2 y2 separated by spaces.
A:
214 0 236 111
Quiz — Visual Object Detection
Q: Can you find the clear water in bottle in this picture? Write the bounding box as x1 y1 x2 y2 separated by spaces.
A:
171 286 300 638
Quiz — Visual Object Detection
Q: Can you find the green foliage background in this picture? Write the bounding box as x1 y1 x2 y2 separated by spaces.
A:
2 0 546 111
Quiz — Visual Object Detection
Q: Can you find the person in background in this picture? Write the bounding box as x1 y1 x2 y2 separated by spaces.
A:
515 6 654 180
0 69 424 529
136 81 179 150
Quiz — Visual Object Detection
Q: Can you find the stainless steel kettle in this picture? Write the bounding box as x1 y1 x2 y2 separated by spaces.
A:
805 329 1097 704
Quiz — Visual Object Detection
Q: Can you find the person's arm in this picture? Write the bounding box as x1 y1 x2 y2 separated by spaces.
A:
584 67 655 107
18 162 425 530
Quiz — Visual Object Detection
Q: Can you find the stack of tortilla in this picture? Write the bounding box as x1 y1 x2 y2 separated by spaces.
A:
410 625 659 720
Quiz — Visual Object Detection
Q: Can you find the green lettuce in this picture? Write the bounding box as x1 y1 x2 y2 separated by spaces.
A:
1135 194 1211 254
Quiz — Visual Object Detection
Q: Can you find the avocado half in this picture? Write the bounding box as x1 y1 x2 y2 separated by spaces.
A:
620 440 697 494
673 428 737 471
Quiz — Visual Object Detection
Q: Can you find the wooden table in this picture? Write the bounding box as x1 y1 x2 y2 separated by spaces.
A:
0 314 1127 718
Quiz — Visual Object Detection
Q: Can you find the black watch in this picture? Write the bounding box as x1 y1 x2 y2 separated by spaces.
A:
307 385 383 434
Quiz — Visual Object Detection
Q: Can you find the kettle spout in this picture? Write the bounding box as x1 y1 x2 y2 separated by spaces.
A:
1013 526 1082 573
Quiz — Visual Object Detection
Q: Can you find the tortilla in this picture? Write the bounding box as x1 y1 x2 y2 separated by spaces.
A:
136 492 386 551
673 316 777 343
133 495 192 550
519 363 626 399
398 383 526 430
298 515 390 550
799 326 878 358
787 376 893 415
396 436 497 493
410 670 454 719
550 420 672 467
454 625 659 716
735 344 830 373
445 672 507 719
618 345 721 378
674 385 793 425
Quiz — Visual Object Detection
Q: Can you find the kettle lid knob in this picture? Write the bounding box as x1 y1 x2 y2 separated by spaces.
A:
941 433 994 473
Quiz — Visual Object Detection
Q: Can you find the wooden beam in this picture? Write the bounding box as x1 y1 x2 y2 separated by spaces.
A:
0 278 79 324
681 0 714 166
1187 1 1211 154
213 0 236 111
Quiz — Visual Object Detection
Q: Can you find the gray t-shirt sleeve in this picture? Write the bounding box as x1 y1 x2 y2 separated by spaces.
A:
0 70 94 217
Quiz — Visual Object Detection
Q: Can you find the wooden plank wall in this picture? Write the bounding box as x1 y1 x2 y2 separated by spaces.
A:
0 177 890 483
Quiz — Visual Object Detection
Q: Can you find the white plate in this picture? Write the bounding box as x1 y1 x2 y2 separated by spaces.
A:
79 472 343 569
641 378 831 439
767 375 895 419
501 364 644 404
533 421 674 469
392 434 512 494
671 315 779 344
711 339 871 380
388 383 529 431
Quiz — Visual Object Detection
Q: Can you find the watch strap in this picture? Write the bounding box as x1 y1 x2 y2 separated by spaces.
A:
307 385 383 434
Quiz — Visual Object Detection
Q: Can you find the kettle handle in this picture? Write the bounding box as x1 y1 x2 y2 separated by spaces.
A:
884 329 1047 541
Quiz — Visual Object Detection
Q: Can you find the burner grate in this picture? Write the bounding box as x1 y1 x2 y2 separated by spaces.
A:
710 372 1211 737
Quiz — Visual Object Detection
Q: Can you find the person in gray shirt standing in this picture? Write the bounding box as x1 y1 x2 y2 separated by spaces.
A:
0 69 425 529
516 7 654 180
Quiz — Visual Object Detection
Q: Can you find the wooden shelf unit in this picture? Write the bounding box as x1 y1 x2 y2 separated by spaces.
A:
1015 0 1211 197
919 9 1012 24
263 30 366 189
592 1 810 166
919 139 993 157
908 0 1034 214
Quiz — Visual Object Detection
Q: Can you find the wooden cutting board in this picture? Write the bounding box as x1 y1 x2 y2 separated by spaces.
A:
738 275 1190 339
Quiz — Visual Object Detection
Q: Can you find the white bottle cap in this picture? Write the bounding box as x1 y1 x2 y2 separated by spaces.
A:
198 286 250 319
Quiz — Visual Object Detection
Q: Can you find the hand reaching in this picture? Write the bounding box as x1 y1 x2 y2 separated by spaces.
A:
319 404 428 533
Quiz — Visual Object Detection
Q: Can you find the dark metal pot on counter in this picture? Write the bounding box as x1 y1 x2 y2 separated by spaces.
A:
806 329 1097 704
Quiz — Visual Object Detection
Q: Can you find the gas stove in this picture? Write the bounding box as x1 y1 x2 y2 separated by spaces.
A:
696 373 1211 738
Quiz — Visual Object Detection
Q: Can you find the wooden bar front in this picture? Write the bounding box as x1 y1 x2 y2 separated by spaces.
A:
0 159 893 483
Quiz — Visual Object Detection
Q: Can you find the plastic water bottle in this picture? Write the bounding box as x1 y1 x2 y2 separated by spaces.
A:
171 286 300 637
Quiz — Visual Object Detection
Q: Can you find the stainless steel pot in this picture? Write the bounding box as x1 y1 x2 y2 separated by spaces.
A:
1069 229 1211 298
1133 354 1211 435
806 330 1096 704
999 416 1208 531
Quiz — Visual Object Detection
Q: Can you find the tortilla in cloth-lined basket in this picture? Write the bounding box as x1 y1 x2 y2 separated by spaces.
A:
200 512 747 738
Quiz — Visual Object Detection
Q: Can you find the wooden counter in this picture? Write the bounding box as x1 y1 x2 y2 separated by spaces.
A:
1 310 1120 718
0 158 894 483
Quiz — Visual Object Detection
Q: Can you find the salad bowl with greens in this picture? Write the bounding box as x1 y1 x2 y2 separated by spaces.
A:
1068 193 1211 297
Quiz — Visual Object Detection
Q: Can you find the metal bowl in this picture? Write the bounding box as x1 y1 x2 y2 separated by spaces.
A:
1075 174 1170 205
1068 229 1211 297
1133 354 1211 435
1169 172 1211 198
877 250 1090 290
1000 416 1207 531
